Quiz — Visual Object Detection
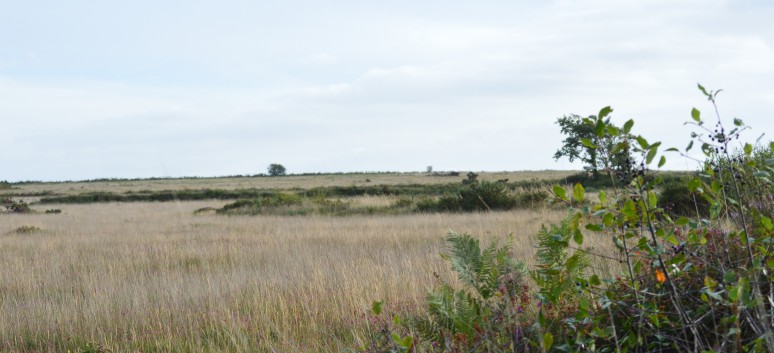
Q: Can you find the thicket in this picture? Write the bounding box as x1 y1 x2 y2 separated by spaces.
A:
355 85 774 352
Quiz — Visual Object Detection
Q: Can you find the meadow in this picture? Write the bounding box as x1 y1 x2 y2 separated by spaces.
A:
0 171 614 352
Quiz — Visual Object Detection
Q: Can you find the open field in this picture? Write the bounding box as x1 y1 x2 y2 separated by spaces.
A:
0 172 624 352
0 202 592 352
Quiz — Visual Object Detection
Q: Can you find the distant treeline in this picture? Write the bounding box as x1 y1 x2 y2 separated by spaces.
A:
10 171 418 185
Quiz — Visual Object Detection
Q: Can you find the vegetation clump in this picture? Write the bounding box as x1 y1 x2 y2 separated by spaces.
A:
2 198 32 213
356 85 774 352
267 163 287 176
12 225 43 234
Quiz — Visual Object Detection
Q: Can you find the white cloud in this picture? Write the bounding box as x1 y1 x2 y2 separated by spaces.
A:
1 0 772 180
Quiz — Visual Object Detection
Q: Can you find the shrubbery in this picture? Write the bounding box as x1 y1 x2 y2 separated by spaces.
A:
2 198 32 213
356 86 774 352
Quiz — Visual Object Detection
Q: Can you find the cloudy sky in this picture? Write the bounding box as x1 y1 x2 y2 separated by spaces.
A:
1 0 772 181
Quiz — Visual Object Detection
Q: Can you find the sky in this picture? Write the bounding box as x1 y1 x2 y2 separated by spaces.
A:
1 0 773 182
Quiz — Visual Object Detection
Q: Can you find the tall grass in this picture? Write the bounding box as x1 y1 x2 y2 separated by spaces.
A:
0 201 604 352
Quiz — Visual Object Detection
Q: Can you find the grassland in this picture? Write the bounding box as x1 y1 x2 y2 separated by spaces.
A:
5 171 575 197
0 171 618 352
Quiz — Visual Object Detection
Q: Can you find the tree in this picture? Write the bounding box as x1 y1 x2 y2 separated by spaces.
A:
267 163 287 176
553 114 631 177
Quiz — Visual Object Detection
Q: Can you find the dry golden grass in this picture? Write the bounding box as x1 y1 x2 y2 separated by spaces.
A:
11 170 577 196
0 171 626 352
0 198 624 353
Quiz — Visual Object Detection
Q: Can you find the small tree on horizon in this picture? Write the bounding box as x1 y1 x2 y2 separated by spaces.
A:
267 163 287 176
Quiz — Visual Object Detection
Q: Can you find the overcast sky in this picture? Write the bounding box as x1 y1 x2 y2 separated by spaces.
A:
1 0 772 181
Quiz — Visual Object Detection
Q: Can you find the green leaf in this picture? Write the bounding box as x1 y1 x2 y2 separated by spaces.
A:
744 143 753 156
392 334 413 350
543 332 554 351
598 190 607 204
675 217 689 226
603 212 615 227
688 178 702 191
710 202 721 219
658 156 666 168
733 118 743 126
691 108 701 122
686 140 694 152
665 234 679 245
636 136 649 149
590 274 601 286
598 106 613 120
585 224 603 232
622 119 634 134
723 270 737 283
646 146 658 164
606 124 620 137
580 138 597 149
371 300 383 315
573 183 585 202
760 216 772 231
698 83 710 97
666 147 679 152
595 118 606 138
573 229 584 245
553 185 567 200
648 191 657 208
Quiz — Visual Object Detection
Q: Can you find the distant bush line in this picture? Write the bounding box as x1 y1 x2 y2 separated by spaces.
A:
35 178 556 204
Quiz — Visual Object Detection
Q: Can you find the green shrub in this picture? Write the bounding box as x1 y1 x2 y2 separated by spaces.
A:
515 188 548 207
357 86 774 353
658 178 710 216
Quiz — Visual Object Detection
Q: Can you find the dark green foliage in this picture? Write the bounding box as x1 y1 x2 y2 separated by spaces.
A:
554 114 633 178
45 209 62 214
0 180 11 189
267 163 287 176
531 218 589 305
515 188 548 207
417 179 519 212
412 232 528 349
216 193 302 214
658 178 710 216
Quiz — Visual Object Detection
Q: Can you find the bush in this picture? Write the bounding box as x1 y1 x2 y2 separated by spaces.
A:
357 86 774 352
2 198 32 213
658 178 710 216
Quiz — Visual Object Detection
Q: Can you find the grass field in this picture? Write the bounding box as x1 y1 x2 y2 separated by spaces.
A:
0 172 618 352
7 171 576 197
